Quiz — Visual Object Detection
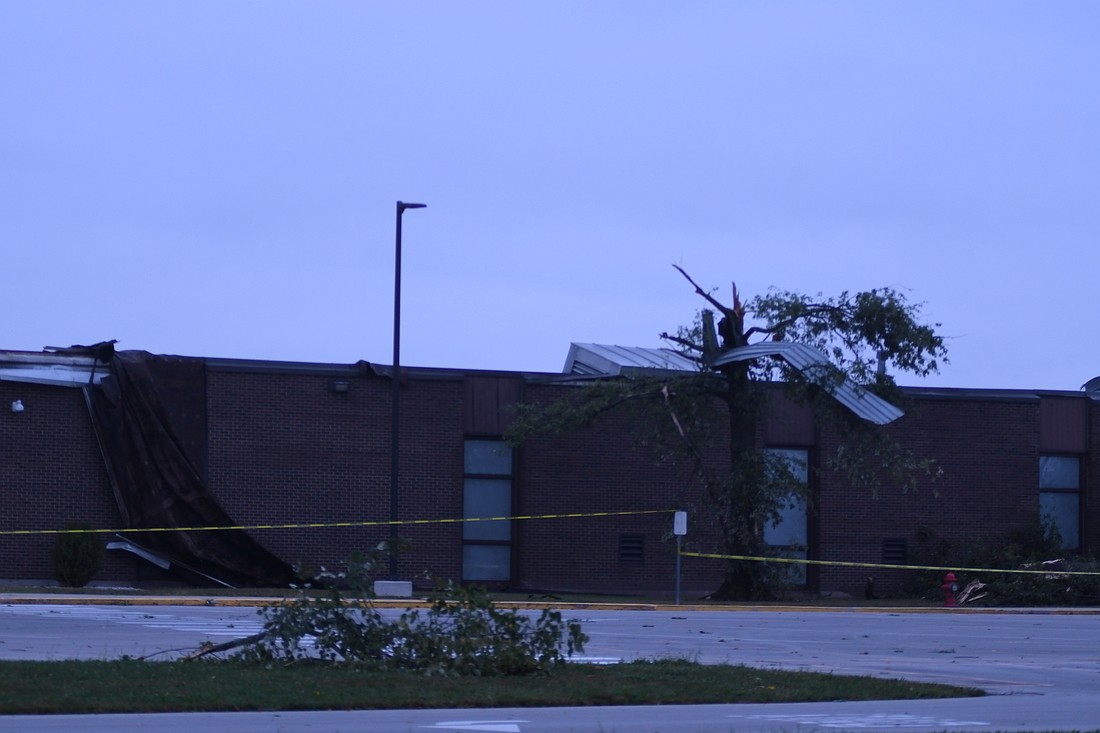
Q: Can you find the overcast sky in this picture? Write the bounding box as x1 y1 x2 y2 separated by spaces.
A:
2 2 1097 391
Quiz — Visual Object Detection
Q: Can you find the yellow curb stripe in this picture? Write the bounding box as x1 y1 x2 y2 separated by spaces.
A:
682 551 1100 577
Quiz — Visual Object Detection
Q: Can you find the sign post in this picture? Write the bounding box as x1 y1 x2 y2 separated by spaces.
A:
673 511 687 605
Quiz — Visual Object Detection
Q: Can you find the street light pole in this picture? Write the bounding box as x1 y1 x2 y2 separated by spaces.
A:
390 201 425 580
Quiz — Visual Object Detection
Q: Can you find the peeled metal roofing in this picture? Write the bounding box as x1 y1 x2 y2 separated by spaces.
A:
0 352 108 387
564 343 700 376
565 341 901 424
710 342 904 425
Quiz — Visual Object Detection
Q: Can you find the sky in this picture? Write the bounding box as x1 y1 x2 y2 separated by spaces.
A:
2 2 1098 391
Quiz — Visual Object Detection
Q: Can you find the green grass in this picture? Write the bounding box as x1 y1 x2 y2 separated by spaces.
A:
0 658 980 715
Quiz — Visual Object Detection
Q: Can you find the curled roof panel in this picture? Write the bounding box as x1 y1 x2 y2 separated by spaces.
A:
710 342 904 425
564 343 699 376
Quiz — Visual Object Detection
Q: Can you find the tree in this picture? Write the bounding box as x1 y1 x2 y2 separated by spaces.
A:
508 266 948 600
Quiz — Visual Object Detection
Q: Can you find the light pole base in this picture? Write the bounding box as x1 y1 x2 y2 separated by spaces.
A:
373 580 413 598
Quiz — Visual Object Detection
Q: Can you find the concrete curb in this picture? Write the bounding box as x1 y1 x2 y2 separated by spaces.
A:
1 594 1098 614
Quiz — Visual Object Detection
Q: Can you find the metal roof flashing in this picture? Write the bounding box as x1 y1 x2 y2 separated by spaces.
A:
0 350 109 387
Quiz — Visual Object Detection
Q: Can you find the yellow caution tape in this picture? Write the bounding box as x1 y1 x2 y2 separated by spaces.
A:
0 509 675 537
682 551 1100 577
9 513 1094 578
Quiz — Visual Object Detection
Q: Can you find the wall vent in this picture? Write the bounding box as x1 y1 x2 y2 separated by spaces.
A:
882 538 908 565
619 534 645 563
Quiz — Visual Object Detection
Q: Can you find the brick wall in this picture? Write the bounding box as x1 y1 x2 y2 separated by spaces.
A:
203 371 725 596
3 360 1094 599
814 392 1041 595
0 381 132 583
515 383 726 596
205 367 465 584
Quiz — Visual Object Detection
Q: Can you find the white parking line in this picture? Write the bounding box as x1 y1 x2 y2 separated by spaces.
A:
2 605 263 639
728 713 989 729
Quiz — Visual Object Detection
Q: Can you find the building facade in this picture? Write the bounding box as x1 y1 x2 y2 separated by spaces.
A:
0 344 1095 598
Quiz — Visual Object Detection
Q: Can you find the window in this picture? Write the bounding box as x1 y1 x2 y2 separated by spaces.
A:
462 439 513 581
1040 455 1080 550
763 447 809 585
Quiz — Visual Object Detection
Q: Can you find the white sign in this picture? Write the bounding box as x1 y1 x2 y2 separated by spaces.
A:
673 510 687 536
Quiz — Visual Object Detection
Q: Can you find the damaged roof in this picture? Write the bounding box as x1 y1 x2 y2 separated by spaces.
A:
709 341 905 425
0 346 112 387
563 341 904 425
564 343 700 376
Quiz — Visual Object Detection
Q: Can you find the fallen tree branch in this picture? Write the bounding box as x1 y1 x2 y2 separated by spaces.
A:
182 631 268 660
135 647 203 661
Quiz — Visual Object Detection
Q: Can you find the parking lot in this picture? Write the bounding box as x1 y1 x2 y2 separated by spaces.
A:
1 599 1098 731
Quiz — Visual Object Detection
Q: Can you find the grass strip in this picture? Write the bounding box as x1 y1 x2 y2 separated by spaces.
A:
0 659 980 715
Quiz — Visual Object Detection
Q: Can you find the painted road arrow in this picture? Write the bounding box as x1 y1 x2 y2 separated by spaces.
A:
427 720 527 732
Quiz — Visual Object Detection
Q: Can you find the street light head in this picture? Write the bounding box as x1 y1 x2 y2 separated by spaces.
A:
397 201 427 212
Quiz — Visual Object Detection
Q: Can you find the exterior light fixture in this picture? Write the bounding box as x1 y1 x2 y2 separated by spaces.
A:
11 400 24 413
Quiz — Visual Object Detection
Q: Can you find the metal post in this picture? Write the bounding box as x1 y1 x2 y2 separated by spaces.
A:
672 510 687 605
675 535 682 606
390 201 425 579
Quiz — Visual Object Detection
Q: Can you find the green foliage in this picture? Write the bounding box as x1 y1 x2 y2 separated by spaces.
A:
510 267 949 601
987 556 1100 606
751 286 946 383
674 274 949 600
907 520 1100 606
237 550 587 676
392 582 588 676
51 524 104 588
826 411 945 495
506 378 675 447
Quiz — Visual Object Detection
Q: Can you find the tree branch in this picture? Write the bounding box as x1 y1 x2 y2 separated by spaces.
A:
658 332 704 356
760 305 850 336
743 325 773 340
660 385 708 471
672 264 730 315
181 631 268 660
506 382 671 445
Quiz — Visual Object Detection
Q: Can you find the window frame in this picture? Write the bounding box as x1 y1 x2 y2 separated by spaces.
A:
461 437 514 582
1039 453 1082 551
762 446 812 586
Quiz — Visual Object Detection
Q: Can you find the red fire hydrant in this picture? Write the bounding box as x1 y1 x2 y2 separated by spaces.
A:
942 572 959 608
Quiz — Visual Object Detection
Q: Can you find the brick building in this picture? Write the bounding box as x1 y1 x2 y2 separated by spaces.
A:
0 344 1095 598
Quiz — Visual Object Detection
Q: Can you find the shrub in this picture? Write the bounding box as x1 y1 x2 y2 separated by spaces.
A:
236 548 587 675
391 581 589 676
905 520 1100 606
51 525 104 588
